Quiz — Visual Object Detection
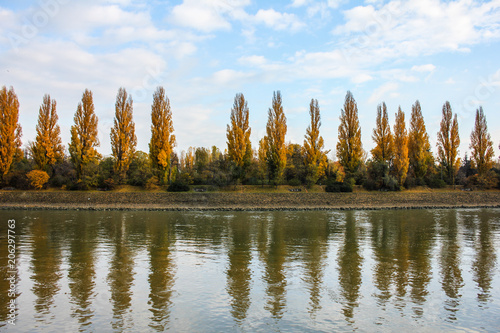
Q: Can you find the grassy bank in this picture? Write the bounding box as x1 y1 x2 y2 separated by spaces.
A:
1 188 500 211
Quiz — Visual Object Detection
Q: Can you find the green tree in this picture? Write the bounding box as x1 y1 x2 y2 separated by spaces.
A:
392 107 409 186
470 107 494 175
303 99 327 185
371 102 393 164
436 101 460 185
110 88 137 183
337 91 362 175
149 87 176 184
266 91 287 184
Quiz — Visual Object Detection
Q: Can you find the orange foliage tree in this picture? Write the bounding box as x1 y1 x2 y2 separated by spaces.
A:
226 93 252 174
408 100 432 180
266 91 287 184
337 91 362 175
69 89 101 183
110 88 137 183
149 87 176 184
0 86 22 183
30 94 64 172
436 101 460 185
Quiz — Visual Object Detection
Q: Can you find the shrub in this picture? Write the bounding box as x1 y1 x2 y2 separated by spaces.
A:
465 171 499 190
288 178 301 187
102 178 116 191
325 178 353 192
26 170 50 190
428 177 446 189
167 180 190 192
145 176 159 190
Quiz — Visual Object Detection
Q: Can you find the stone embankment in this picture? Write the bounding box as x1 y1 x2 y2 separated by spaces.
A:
1 191 500 211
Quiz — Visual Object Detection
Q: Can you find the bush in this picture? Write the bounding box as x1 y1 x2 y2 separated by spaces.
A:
102 178 116 191
26 170 50 190
5 171 30 190
325 178 353 192
465 171 499 190
288 178 301 187
383 175 400 191
428 177 446 189
167 180 190 192
145 176 159 190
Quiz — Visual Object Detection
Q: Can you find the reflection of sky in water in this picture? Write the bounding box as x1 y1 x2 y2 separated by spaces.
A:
0 209 499 332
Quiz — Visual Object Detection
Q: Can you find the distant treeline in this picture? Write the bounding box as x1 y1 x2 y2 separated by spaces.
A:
0 85 499 192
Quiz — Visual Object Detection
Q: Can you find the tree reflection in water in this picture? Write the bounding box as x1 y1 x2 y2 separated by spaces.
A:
0 209 499 331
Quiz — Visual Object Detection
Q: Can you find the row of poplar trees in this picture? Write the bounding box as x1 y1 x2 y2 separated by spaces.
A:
0 85 497 189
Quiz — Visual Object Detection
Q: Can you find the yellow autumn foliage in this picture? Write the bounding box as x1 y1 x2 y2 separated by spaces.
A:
111 88 137 183
149 87 176 184
227 93 252 170
69 89 101 180
26 169 50 190
0 86 22 182
337 91 362 174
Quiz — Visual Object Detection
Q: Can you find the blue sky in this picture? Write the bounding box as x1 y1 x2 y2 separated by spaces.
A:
1 0 499 160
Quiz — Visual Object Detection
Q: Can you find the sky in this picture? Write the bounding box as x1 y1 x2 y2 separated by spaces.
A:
1 0 499 160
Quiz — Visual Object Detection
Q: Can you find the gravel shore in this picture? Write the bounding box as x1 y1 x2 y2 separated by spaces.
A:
1 191 500 211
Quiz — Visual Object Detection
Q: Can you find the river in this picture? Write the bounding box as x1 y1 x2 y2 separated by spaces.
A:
1 209 499 332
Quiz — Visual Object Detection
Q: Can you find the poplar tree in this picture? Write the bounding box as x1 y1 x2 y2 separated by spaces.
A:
149 86 175 184
69 89 101 182
31 94 64 171
469 107 494 175
337 91 362 175
226 93 252 172
436 101 460 185
408 100 432 180
392 107 409 186
304 99 327 184
266 91 287 184
110 88 137 183
258 136 268 184
371 102 393 164
0 86 22 182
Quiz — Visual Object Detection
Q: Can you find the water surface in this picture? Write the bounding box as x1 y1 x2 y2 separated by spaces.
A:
1 209 500 332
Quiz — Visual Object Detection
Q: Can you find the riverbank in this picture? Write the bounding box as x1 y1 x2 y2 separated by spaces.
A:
1 190 500 211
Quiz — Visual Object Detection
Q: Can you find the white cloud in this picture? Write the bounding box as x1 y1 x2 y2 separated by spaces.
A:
238 55 267 67
290 0 309 7
254 9 305 32
368 82 399 103
170 0 231 32
412 64 436 72
212 69 255 85
333 0 500 59
169 0 251 33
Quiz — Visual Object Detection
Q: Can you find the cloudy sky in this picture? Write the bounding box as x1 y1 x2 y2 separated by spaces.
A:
1 0 499 159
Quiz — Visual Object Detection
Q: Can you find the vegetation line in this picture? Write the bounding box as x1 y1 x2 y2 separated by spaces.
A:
1 86 499 193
